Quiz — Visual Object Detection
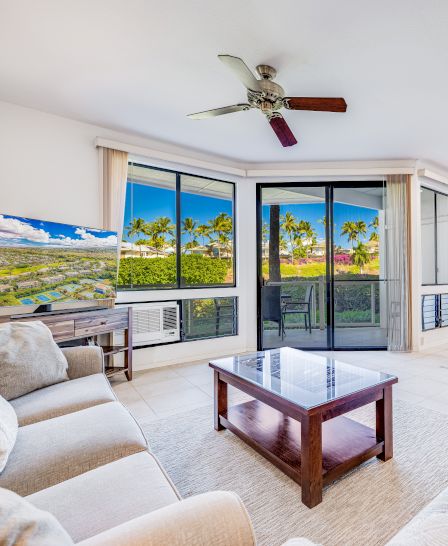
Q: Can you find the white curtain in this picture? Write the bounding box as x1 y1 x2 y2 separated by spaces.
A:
385 174 412 351
101 147 128 233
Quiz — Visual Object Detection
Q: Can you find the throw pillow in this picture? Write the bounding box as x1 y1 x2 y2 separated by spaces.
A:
0 321 69 401
0 487 74 545
0 396 18 473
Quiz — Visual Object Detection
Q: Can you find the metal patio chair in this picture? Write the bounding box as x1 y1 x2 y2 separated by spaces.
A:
281 284 314 335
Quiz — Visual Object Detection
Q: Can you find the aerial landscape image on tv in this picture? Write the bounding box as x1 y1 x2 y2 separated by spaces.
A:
0 214 118 307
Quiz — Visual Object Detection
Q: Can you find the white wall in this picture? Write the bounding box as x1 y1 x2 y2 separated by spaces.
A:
3 99 446 364
0 100 258 368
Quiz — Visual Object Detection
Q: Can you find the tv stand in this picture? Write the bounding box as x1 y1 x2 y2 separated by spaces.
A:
2 307 133 381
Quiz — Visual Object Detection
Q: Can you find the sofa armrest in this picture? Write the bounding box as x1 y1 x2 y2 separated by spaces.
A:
77 491 255 546
61 346 104 379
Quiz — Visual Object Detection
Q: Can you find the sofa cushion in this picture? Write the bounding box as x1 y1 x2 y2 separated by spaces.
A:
0 321 68 401
0 395 18 472
0 401 147 496
10 373 116 426
28 451 180 543
0 487 73 545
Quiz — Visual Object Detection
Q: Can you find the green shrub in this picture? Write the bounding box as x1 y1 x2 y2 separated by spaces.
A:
118 255 231 287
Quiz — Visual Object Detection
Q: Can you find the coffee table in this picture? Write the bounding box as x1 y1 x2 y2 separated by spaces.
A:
209 347 398 508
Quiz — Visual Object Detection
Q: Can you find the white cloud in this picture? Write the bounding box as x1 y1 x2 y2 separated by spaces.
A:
0 216 117 248
48 230 118 248
0 215 49 243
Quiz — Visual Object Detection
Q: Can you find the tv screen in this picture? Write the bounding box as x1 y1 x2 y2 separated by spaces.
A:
0 214 118 307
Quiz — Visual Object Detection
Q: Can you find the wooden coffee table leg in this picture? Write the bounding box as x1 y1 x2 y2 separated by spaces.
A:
214 370 227 431
301 413 323 508
376 385 393 461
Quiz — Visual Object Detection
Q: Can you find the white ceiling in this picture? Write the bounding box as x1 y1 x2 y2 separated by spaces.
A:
1 0 448 167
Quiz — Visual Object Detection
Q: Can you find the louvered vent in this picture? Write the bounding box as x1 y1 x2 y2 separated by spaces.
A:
134 308 161 334
163 306 178 330
115 302 180 346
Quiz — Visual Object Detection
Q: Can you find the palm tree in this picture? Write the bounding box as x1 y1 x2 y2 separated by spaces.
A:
369 216 379 243
218 232 232 256
279 234 288 252
196 224 211 246
147 234 165 257
280 211 298 264
155 216 175 239
182 217 197 246
352 242 371 273
340 221 358 251
125 218 148 257
355 220 367 240
185 239 199 251
208 213 232 258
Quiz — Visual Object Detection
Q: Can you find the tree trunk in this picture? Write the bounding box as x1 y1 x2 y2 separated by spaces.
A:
269 205 281 282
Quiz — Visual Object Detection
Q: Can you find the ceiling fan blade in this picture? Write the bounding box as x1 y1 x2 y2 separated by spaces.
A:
268 115 298 147
284 97 347 112
218 55 261 92
187 103 251 120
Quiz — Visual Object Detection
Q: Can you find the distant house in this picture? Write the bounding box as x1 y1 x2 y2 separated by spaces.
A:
94 283 110 295
41 275 65 284
0 284 11 293
310 241 326 257
366 240 379 254
120 242 170 258
17 280 40 289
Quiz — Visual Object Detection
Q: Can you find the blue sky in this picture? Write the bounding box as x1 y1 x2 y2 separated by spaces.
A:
123 184 233 244
0 214 117 248
262 203 379 247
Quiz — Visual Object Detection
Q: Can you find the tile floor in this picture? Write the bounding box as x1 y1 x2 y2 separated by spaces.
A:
110 345 448 423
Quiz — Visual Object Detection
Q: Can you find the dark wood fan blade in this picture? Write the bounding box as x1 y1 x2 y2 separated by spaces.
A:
269 115 298 147
187 104 250 119
284 97 347 112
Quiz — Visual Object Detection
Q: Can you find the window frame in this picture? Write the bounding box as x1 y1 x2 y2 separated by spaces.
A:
119 162 237 291
421 185 448 286
181 296 239 342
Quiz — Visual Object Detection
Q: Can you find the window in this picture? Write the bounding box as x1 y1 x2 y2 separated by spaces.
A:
118 163 235 290
182 297 238 340
119 164 177 289
421 187 448 285
180 175 234 287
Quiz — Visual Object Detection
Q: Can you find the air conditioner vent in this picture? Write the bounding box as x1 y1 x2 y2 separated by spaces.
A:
134 308 161 334
115 302 180 346
163 306 178 330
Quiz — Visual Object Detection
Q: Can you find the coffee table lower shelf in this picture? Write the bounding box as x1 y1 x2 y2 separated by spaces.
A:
219 399 384 487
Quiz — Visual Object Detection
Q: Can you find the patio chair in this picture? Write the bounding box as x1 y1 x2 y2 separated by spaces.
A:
261 285 284 338
281 284 314 335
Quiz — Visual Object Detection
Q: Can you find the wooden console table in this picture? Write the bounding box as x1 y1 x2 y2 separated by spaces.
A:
2 307 133 381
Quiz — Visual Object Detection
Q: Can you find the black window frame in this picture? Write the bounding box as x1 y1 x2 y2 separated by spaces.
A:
119 162 237 291
421 186 448 286
181 296 239 342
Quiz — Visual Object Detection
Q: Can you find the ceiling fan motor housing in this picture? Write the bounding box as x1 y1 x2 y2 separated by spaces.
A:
248 75 284 113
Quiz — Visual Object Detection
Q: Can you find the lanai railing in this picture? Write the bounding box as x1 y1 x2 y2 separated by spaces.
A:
264 278 384 329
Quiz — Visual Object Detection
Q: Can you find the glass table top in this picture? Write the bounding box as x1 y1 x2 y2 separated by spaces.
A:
210 347 396 409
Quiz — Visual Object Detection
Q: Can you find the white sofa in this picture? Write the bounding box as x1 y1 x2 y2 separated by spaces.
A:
0 346 256 545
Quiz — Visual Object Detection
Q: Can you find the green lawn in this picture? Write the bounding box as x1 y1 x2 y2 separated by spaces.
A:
262 258 380 278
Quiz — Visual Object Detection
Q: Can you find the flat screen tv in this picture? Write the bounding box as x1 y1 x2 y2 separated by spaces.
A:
0 214 118 310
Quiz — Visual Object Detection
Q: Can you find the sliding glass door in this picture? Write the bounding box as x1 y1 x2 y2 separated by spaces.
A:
332 184 387 348
258 182 387 351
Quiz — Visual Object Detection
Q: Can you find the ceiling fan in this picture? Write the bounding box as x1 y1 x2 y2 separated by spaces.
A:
187 55 347 148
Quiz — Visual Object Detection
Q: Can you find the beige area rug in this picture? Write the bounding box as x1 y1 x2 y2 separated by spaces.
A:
143 400 448 546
